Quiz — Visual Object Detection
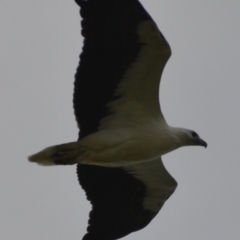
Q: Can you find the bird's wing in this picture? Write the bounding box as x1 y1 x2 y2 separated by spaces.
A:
77 158 177 240
74 0 171 135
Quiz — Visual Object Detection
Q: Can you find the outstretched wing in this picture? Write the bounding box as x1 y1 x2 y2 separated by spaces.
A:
73 0 171 136
77 158 177 240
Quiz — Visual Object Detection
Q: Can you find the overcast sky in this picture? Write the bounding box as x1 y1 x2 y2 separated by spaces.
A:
1 0 240 239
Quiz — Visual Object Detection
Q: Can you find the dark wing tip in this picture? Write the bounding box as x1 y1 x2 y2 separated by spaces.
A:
75 0 86 7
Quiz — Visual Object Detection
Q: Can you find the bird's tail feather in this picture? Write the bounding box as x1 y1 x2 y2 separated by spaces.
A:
28 141 81 166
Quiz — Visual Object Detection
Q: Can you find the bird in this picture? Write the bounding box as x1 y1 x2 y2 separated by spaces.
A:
29 0 207 239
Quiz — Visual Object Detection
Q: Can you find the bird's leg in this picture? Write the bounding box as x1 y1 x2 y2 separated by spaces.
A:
28 141 84 166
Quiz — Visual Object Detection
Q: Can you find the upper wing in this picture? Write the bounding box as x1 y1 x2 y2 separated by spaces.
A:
73 0 171 135
77 158 177 240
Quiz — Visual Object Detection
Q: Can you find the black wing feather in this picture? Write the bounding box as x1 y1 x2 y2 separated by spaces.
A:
77 165 156 240
73 0 151 136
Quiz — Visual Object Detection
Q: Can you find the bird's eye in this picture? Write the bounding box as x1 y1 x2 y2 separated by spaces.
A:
191 131 199 138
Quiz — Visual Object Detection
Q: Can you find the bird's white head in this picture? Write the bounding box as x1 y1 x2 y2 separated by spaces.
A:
170 127 207 148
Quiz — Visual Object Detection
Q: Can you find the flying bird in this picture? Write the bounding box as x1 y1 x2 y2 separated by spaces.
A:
29 0 207 239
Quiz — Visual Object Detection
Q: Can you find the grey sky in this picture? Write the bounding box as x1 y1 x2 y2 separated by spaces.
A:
1 0 240 239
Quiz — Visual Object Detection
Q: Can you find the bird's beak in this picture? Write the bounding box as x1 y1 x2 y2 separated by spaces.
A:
196 138 208 148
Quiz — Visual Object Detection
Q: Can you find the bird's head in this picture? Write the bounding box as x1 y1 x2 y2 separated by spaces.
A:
171 128 207 148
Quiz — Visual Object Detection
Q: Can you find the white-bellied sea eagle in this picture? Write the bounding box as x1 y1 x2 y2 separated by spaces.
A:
29 0 207 239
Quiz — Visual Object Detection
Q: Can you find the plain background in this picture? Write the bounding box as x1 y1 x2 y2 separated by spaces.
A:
1 0 240 239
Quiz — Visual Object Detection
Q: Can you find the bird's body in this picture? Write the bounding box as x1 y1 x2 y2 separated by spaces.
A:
67 124 178 167
29 0 207 239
